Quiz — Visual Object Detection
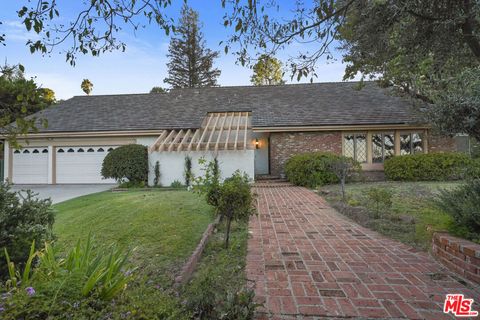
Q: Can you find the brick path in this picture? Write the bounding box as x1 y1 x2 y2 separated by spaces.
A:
247 185 480 319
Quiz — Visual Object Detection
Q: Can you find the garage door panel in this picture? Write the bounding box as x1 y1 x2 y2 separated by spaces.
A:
56 146 117 184
13 148 49 184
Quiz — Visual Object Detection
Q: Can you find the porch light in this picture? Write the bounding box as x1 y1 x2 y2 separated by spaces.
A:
255 138 259 149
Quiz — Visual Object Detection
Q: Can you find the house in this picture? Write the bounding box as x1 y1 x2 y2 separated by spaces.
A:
1 82 458 185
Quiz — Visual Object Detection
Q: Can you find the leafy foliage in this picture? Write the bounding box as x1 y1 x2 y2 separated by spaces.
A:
194 157 222 209
0 64 53 146
0 184 54 279
436 180 480 243
423 67 480 141
101 144 148 183
154 160 161 186
366 187 393 219
80 79 93 95
184 156 193 187
170 180 184 188
251 54 285 86
217 172 255 248
150 86 167 93
1 236 135 319
285 152 344 188
164 4 221 88
384 153 479 181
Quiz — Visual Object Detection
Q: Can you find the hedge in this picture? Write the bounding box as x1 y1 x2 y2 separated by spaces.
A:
284 152 342 188
384 152 480 181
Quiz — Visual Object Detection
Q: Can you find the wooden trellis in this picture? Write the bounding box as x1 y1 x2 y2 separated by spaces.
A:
149 112 252 152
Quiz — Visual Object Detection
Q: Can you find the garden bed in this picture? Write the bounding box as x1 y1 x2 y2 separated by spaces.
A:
319 181 463 251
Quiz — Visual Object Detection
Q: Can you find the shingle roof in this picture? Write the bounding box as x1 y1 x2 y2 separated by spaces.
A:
33 82 422 133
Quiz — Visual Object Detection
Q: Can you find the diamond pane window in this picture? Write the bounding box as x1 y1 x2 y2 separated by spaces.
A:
400 134 412 155
400 132 424 155
356 134 367 163
412 133 423 154
372 133 395 163
344 134 355 158
384 134 395 160
343 133 367 163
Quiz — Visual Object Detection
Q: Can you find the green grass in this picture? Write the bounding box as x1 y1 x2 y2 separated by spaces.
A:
54 190 215 284
320 181 463 250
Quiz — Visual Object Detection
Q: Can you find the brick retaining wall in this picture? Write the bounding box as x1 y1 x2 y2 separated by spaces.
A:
432 232 480 284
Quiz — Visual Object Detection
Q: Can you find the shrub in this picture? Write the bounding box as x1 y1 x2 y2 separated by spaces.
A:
365 187 393 218
170 180 184 188
101 144 148 183
194 157 221 208
184 156 193 187
0 184 54 279
436 180 480 242
154 161 161 186
384 152 479 181
217 172 255 248
1 235 134 319
285 152 343 188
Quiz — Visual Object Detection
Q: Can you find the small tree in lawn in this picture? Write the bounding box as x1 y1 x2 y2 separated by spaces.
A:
217 171 255 248
184 156 193 187
329 156 361 203
193 157 221 213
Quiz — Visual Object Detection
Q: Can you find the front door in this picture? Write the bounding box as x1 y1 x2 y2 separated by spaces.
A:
254 133 269 176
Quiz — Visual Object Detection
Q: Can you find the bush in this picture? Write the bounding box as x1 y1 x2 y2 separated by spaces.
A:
384 152 479 181
194 157 221 208
101 144 148 183
285 152 344 188
154 160 161 186
0 184 54 279
170 180 184 188
184 156 193 187
436 180 480 242
365 187 393 218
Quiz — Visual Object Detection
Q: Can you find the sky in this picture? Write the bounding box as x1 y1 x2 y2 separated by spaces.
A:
0 1 353 100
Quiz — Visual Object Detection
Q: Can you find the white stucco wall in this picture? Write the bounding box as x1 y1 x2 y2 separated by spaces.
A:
148 150 255 187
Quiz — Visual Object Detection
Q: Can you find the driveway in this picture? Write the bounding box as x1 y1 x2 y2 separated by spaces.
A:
247 184 480 319
10 184 115 204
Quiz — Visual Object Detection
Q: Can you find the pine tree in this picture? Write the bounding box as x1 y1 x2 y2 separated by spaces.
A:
163 5 221 88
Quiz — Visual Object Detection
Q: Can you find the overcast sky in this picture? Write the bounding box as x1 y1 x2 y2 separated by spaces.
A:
1 1 353 100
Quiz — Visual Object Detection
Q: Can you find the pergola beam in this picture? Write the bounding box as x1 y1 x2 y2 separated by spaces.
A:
243 112 249 150
196 114 214 151
234 112 242 150
149 130 168 152
206 113 221 151
188 129 201 151
224 112 235 150
177 129 192 151
168 129 185 152
159 130 176 151
215 113 228 151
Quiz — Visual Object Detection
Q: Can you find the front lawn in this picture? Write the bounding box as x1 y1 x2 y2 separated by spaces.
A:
54 190 214 285
320 181 462 251
53 190 216 318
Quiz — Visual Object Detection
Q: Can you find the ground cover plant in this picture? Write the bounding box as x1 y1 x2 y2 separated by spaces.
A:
1 190 216 319
320 181 463 250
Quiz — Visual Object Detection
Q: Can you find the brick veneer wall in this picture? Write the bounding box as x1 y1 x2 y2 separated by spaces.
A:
270 131 342 176
428 134 458 153
432 232 480 284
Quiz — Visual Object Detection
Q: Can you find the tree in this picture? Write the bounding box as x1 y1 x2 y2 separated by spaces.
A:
251 55 285 86
217 172 255 248
81 79 93 95
329 157 361 203
150 86 167 94
163 4 221 88
0 64 52 146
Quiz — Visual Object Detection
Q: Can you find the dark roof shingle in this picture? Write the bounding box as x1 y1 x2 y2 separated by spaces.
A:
34 82 421 133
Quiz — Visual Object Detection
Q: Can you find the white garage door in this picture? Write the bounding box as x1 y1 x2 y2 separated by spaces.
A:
56 146 117 184
13 147 49 184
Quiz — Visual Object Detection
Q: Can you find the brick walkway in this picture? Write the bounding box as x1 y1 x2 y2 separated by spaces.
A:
247 185 480 319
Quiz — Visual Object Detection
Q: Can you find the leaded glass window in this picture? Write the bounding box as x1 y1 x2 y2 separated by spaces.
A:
343 133 367 163
372 132 395 163
400 132 423 155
